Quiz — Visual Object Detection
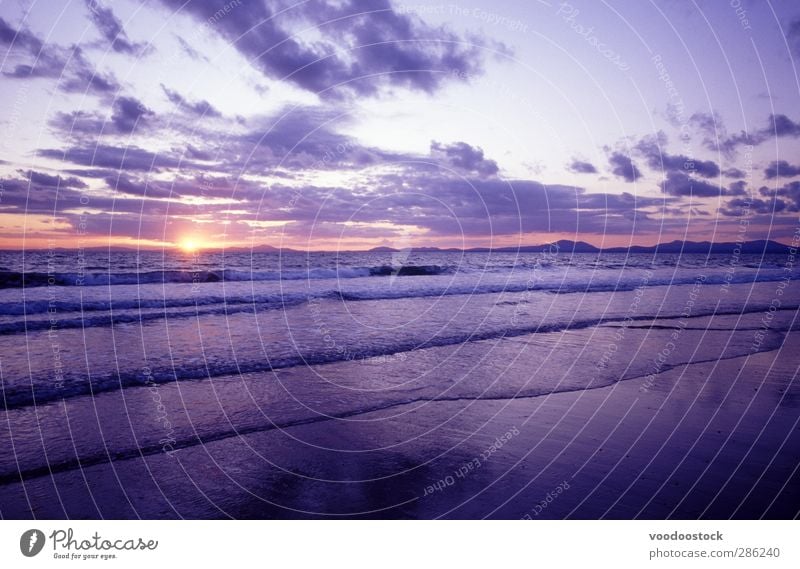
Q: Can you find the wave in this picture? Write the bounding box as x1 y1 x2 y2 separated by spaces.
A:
0 304 794 411
0 298 309 335
0 293 308 317
0 271 796 334
0 265 455 289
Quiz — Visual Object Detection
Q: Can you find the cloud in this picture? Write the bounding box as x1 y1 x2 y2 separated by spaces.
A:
111 96 154 133
722 167 746 178
718 182 800 217
0 17 59 77
727 180 748 196
0 172 92 213
175 35 208 62
789 18 800 57
720 197 786 216
765 180 800 210
5 151 674 242
688 111 722 135
635 133 720 178
156 0 499 98
764 160 800 179
105 174 176 198
161 85 222 118
0 18 118 94
567 159 597 174
287 165 670 239
38 143 200 172
430 141 498 177
680 112 800 158
608 152 641 182
688 110 762 157
707 113 800 156
49 96 154 137
84 0 149 55
44 104 382 177
660 172 725 197
768 113 800 137
0 169 91 215
203 106 390 173
22 170 88 189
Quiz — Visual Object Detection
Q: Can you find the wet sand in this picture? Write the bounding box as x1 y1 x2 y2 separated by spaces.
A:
1 311 798 519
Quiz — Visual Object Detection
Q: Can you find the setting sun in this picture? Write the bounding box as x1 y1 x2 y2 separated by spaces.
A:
179 239 200 253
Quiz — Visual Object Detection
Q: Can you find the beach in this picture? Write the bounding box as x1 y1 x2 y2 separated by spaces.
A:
0 250 797 519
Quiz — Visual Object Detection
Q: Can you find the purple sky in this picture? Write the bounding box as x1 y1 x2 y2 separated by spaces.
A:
1 0 800 250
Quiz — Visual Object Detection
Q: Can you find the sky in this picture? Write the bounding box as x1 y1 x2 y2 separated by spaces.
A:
1 0 800 250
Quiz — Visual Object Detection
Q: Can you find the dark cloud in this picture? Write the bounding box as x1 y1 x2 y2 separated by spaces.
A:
61 49 119 94
161 85 222 118
705 114 800 157
768 114 800 137
764 160 800 179
49 111 105 137
689 111 721 135
717 131 761 157
0 17 61 77
0 169 258 220
722 167 746 178
158 0 499 98
688 111 763 157
5 152 674 241
111 96 154 133
669 155 719 178
766 181 800 210
0 18 118 94
260 174 669 238
635 133 720 178
689 111 734 156
21 170 88 189
660 172 725 197
430 141 498 177
49 96 154 137
104 173 255 200
38 143 199 172
105 174 176 198
567 159 597 174
789 19 800 57
84 0 149 55
727 180 748 196
214 107 387 173
44 105 375 176
62 168 117 179
0 170 89 214
0 174 91 214
720 197 786 216
608 152 641 182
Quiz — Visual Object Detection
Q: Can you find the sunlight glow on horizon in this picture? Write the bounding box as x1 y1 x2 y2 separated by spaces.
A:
178 238 203 253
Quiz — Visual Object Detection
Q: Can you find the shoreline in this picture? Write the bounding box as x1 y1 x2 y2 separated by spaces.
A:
0 309 797 519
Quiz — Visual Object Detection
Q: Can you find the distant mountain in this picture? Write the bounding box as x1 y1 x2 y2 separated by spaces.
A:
601 239 792 254
224 244 302 253
505 240 600 253
369 239 793 255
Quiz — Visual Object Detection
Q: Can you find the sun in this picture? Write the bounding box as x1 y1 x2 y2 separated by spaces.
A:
179 238 200 253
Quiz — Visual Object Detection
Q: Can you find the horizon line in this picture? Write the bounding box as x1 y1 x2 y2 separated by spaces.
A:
0 238 793 254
